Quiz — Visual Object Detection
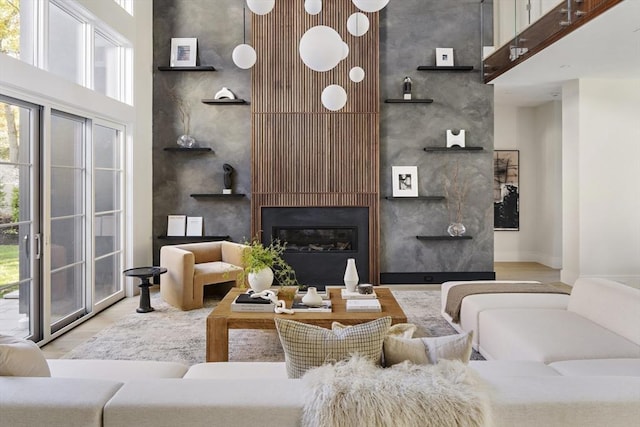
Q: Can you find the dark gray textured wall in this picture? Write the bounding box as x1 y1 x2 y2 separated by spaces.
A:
153 0 494 273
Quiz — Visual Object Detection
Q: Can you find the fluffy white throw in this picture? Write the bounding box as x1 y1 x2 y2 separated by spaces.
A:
302 356 492 427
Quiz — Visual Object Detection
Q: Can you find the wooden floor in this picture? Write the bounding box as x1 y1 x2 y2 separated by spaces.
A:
41 262 561 359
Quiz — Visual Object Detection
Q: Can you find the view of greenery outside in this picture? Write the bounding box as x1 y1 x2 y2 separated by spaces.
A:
0 0 21 295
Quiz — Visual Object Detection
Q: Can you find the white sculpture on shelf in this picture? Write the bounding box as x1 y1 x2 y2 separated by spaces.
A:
446 129 466 148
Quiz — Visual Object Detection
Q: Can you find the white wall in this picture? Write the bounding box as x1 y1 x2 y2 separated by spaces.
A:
562 78 640 287
494 101 562 267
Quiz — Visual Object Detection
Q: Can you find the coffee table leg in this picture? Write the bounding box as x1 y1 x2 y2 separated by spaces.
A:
207 316 229 362
137 277 154 313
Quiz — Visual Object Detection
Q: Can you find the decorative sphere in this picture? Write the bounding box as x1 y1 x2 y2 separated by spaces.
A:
347 12 370 37
299 25 344 72
352 0 389 13
246 0 275 15
349 66 365 82
232 44 256 69
341 42 349 60
321 84 347 111
304 0 322 15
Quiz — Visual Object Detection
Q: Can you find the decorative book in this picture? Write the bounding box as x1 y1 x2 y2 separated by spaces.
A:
346 299 381 312
231 293 275 312
341 289 377 300
291 300 332 313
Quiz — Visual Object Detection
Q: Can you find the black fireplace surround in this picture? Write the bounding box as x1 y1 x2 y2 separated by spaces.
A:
261 207 369 288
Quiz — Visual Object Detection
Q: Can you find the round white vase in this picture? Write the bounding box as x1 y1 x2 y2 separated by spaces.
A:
247 267 274 292
301 287 323 307
344 258 359 293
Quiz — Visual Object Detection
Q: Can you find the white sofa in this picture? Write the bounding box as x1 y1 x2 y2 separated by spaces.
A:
2 358 640 426
441 278 640 363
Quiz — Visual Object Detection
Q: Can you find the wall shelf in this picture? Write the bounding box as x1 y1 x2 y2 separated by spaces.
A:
157 235 229 241
416 235 473 240
384 99 433 104
157 66 216 71
190 193 246 198
417 65 474 71
163 147 213 152
423 146 484 152
201 99 249 105
384 196 445 201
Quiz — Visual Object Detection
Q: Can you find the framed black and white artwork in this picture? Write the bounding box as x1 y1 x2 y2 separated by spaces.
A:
392 166 419 197
493 150 519 230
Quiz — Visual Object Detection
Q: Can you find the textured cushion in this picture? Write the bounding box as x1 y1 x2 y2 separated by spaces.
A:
0 334 51 377
275 316 392 378
48 359 188 380
185 362 287 379
383 332 473 367
333 321 416 338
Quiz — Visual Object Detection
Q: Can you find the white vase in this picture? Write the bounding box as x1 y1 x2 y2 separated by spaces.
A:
343 258 359 293
247 267 274 292
301 287 323 307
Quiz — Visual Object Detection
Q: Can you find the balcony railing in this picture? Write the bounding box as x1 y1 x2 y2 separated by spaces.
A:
483 0 624 83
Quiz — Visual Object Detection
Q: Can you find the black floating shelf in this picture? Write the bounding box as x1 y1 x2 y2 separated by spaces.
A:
157 66 216 71
190 193 246 198
201 99 249 105
385 196 445 201
417 65 475 71
416 235 473 240
163 147 212 152
157 235 229 241
385 99 434 104
423 146 484 152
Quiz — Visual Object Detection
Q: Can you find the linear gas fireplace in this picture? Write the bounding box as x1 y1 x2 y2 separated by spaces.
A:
261 207 369 288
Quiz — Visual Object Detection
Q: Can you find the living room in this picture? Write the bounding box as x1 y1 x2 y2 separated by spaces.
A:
1 1 640 425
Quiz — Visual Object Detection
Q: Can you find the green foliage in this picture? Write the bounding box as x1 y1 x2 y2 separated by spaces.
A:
10 186 18 222
0 0 20 56
0 182 6 209
242 237 300 287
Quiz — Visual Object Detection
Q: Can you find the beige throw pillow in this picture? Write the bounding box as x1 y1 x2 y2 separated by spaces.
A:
333 321 417 339
0 334 51 377
275 316 392 378
383 331 473 367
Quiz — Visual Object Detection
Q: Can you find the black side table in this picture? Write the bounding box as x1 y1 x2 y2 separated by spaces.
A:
123 266 168 313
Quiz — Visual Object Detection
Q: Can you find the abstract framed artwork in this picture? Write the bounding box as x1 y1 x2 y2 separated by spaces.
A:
392 166 418 197
170 38 198 67
493 150 519 230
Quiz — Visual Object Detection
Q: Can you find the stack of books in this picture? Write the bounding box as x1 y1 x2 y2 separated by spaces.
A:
290 300 332 313
346 299 381 312
230 292 275 312
341 288 377 300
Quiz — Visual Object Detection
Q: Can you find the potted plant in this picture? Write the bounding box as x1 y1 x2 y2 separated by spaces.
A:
241 237 299 297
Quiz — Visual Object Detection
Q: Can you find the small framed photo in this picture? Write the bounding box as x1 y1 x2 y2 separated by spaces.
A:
170 38 197 67
436 48 454 67
392 166 419 197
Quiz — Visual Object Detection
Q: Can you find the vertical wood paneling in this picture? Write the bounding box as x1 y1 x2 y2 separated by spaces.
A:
251 0 380 283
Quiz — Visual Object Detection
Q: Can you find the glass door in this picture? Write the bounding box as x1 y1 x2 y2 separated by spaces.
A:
0 96 41 339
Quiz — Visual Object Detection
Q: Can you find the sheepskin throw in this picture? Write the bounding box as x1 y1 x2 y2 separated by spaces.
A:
302 356 492 427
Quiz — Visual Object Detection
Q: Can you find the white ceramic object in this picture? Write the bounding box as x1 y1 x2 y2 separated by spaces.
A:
304 0 322 15
344 258 359 293
232 44 257 69
299 25 343 72
352 0 389 13
301 287 323 307
214 87 236 100
248 267 274 292
350 66 365 82
246 0 275 15
347 12 369 37
321 84 347 111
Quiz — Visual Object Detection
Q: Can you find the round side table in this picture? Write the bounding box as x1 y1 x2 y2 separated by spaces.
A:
123 266 168 313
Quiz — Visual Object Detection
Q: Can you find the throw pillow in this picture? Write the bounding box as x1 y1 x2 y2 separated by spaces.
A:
383 331 473 367
0 333 51 377
332 321 417 339
275 316 392 378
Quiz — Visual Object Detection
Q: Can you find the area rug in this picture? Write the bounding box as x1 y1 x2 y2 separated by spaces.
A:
63 290 482 365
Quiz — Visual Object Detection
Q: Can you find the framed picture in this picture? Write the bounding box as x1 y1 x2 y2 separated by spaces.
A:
493 150 519 230
436 48 454 66
170 38 197 67
392 166 419 197
167 215 186 236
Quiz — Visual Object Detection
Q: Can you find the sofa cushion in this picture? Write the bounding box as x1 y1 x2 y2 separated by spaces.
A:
185 362 287 379
193 261 242 287
0 377 122 427
48 359 189 380
0 334 51 377
383 332 473 367
275 316 391 378
568 278 640 346
549 359 640 377
478 309 640 363
469 360 560 378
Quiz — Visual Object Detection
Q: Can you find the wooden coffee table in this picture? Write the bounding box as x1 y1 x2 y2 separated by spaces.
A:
206 287 407 362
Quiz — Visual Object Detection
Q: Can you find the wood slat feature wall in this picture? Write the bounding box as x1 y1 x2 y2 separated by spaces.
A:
251 0 381 283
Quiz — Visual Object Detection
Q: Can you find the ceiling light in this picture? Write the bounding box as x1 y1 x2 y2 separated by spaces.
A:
246 0 275 15
299 25 344 72
233 7 256 69
352 0 389 13
304 0 322 15
321 84 347 111
347 12 369 36
349 66 365 82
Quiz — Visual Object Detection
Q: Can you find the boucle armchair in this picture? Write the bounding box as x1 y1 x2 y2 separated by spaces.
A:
160 241 248 310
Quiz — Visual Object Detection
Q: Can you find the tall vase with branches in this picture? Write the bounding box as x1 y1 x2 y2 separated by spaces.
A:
443 160 469 236
164 81 196 147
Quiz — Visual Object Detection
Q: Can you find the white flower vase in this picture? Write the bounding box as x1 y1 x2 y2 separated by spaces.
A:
247 267 274 292
343 258 359 293
301 287 323 307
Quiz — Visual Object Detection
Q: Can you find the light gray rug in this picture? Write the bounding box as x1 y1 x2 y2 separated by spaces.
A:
63 290 482 365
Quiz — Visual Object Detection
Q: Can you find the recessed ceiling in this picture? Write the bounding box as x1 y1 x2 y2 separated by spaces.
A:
490 1 640 107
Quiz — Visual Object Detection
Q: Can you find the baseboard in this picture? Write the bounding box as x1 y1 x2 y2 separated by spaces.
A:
380 271 496 285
